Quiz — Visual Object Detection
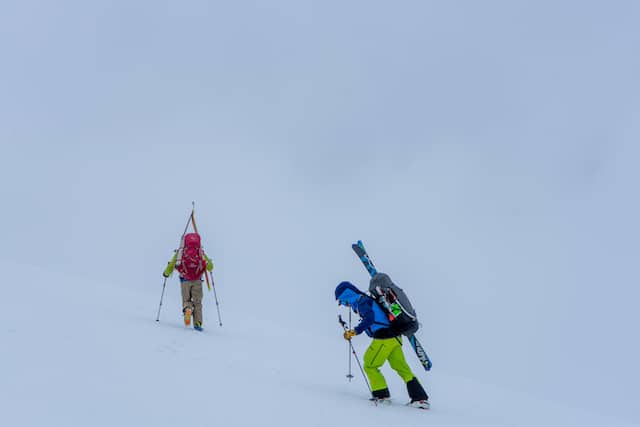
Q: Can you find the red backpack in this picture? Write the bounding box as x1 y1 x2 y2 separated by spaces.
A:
177 233 206 281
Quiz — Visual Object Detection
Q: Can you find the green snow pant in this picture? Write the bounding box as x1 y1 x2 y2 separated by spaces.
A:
363 337 415 393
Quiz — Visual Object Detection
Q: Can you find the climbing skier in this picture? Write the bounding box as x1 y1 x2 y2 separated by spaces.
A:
163 232 213 331
335 281 430 409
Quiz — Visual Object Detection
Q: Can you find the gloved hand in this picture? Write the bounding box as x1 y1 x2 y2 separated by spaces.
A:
162 272 169 278
343 329 356 340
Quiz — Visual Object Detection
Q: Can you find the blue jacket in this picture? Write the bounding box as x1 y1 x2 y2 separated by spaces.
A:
335 281 397 339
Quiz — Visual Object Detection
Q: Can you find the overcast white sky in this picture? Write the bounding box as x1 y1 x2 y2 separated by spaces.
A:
2 0 639 422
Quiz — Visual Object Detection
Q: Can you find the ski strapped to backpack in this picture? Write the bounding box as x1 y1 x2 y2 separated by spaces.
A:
190 202 222 326
351 241 417 334
190 205 212 291
351 240 432 371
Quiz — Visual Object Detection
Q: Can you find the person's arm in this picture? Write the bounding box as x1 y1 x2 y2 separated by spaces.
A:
204 253 214 272
354 298 375 335
163 252 178 277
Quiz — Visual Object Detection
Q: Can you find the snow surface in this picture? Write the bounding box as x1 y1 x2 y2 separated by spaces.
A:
2 1 640 426
1 262 638 427
0 254 634 426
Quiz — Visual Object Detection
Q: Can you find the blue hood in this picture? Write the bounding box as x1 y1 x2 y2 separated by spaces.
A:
335 281 365 306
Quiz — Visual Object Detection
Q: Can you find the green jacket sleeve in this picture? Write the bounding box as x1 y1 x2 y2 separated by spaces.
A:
163 252 178 277
204 253 214 272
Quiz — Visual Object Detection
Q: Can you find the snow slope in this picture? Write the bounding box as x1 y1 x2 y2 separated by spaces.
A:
2 1 640 426
1 261 636 427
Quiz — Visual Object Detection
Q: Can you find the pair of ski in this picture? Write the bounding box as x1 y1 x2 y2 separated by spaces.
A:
351 240 432 372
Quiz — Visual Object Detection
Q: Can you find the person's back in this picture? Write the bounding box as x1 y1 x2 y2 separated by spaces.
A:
369 272 419 337
176 233 207 281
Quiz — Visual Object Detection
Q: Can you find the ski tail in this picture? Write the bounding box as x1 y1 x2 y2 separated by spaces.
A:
408 334 432 371
351 240 378 277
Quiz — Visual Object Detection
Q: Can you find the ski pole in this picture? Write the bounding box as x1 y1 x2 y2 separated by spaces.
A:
208 270 222 327
155 277 168 321
338 315 373 401
347 311 353 381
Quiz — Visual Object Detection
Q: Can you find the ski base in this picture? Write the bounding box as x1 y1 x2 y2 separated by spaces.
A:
408 334 432 371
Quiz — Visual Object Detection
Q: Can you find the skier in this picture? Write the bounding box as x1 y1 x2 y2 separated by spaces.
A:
163 232 214 331
335 281 430 409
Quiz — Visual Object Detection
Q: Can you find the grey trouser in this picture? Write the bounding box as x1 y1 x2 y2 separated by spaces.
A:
181 280 203 325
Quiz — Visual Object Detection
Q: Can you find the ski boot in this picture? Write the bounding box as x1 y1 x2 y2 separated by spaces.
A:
407 399 430 410
369 397 391 406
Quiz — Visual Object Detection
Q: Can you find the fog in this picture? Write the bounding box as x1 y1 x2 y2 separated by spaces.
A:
2 1 639 423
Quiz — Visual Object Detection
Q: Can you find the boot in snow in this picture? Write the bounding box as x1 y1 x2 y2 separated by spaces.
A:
407 399 430 410
370 397 391 406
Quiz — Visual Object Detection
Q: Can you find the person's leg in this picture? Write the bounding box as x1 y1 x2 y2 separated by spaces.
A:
363 339 394 398
191 281 204 326
180 281 193 325
405 377 429 402
387 338 415 382
387 338 429 402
